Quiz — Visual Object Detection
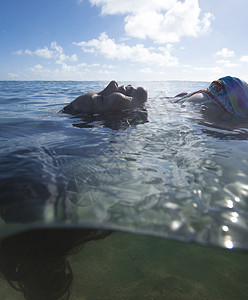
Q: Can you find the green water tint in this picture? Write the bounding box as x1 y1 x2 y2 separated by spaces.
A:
71 233 248 299
1 231 247 300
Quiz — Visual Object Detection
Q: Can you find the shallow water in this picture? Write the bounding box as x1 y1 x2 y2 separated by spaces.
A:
1 80 248 251
71 232 248 300
1 231 248 300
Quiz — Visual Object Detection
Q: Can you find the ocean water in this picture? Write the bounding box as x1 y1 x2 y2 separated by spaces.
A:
1 81 248 299
1 231 248 300
1 80 248 248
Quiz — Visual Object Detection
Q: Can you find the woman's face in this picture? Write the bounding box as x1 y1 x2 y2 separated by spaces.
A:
62 81 147 114
117 83 147 103
101 81 137 97
117 84 134 96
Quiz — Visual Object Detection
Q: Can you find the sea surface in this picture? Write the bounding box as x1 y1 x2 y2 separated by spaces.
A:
1 80 248 299
1 80 248 248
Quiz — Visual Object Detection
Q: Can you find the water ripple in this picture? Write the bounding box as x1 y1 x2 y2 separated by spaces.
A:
1 81 248 249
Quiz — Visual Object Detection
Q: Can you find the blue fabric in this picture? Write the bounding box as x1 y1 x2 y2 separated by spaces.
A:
218 76 248 117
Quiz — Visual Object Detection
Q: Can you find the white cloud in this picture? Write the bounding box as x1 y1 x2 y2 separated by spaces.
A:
216 48 235 58
24 63 83 80
179 65 224 81
74 32 179 66
240 56 248 63
8 72 19 80
29 64 44 72
102 64 115 69
13 47 54 58
33 47 54 59
18 60 118 81
90 0 214 43
217 59 239 68
139 67 153 74
91 63 100 67
90 0 174 15
13 42 78 64
12 50 23 55
97 69 114 75
193 66 223 75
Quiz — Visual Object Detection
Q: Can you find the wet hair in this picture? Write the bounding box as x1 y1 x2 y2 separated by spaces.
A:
61 102 75 115
0 228 111 300
133 87 148 104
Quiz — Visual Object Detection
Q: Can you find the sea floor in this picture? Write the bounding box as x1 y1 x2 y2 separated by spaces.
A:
70 232 248 300
1 231 248 299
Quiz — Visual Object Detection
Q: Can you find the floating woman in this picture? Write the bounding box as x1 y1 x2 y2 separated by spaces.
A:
62 80 148 115
175 76 248 118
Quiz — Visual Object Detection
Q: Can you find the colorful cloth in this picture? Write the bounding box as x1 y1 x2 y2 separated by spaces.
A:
202 76 248 118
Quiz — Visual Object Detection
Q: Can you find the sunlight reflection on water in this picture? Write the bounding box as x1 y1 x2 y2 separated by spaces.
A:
1 81 248 250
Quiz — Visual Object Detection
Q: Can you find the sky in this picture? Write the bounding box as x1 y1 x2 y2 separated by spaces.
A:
1 0 248 81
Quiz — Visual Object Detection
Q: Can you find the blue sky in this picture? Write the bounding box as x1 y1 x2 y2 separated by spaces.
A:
1 0 248 81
